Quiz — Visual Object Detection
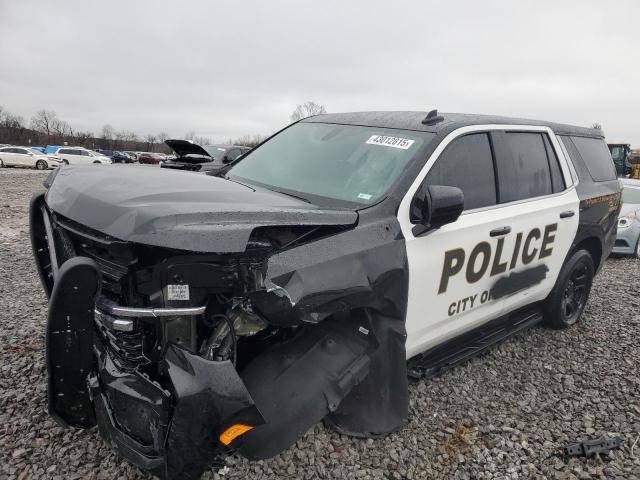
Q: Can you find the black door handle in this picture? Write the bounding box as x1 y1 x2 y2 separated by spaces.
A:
490 226 511 237
560 210 575 218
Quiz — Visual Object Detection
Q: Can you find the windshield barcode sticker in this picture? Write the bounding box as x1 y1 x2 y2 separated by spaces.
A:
366 135 415 150
167 284 190 301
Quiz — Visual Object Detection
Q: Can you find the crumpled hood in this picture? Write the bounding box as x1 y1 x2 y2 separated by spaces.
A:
45 165 358 253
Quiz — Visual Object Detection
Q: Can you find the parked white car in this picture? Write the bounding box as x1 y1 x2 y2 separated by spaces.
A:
0 146 63 170
51 147 112 165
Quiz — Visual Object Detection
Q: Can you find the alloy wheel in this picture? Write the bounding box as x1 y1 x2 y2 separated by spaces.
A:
561 260 589 324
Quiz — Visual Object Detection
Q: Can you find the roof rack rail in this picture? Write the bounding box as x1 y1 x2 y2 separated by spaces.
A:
421 109 444 126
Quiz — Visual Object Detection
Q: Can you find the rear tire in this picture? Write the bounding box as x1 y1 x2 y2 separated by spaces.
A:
36 160 47 170
62 159 69 165
543 249 594 329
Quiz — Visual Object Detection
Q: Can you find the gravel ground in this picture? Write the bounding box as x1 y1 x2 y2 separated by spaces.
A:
1 168 639 480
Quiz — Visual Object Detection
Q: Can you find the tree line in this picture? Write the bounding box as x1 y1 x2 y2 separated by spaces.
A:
0 107 175 152
0 101 327 152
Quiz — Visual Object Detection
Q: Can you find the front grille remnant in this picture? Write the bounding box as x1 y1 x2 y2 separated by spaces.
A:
94 308 147 369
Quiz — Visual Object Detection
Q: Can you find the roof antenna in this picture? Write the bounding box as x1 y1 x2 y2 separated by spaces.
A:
422 109 444 125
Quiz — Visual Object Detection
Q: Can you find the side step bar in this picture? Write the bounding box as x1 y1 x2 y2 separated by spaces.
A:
407 305 544 380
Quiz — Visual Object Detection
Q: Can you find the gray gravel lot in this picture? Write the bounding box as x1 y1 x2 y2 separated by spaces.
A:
1 168 639 480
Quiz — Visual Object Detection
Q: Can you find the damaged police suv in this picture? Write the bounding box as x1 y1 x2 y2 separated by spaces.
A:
30 111 620 479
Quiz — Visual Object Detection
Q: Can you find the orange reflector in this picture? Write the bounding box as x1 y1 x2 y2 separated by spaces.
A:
219 424 254 446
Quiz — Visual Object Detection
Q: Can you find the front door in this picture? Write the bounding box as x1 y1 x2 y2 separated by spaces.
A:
400 131 507 358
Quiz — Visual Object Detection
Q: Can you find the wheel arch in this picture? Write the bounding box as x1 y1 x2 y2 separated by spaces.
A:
571 236 603 272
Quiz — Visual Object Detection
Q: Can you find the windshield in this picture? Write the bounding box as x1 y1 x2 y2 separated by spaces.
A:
610 145 627 165
622 186 640 204
228 123 431 205
203 145 227 160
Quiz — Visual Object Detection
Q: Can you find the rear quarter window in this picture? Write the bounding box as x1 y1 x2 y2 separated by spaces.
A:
569 136 617 182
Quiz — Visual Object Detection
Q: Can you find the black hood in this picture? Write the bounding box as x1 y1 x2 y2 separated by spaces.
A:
45 165 358 253
165 139 212 159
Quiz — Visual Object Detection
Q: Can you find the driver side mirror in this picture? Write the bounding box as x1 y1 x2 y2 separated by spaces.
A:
410 184 464 235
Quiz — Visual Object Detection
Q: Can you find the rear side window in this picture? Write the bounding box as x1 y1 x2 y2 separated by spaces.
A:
542 135 565 193
495 132 553 202
570 136 616 182
426 133 496 210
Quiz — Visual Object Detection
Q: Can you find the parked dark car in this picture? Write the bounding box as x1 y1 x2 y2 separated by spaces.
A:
96 149 133 164
137 152 164 164
161 140 250 173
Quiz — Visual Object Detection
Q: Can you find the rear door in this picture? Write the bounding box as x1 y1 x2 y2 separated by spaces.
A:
489 129 579 316
16 148 36 167
11 147 29 166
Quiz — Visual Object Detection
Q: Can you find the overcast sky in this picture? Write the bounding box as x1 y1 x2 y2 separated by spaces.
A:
1 1 639 144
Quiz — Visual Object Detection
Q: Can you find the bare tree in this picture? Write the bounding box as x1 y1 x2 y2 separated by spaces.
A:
290 101 327 122
229 133 267 148
144 134 157 151
157 131 169 144
122 131 138 143
73 131 95 147
193 135 212 146
100 124 115 149
31 110 58 142
114 130 126 150
52 118 72 143
0 108 28 144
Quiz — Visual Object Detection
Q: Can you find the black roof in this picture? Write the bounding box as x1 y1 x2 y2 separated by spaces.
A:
302 111 603 138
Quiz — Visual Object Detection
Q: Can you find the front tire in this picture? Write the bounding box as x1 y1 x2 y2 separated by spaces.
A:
0 158 4 168
36 160 47 170
543 249 594 329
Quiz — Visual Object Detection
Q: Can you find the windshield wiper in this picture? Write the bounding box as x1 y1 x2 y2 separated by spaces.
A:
270 188 312 203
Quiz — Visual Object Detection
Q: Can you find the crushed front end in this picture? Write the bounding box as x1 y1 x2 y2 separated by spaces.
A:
32 198 272 477
30 173 408 479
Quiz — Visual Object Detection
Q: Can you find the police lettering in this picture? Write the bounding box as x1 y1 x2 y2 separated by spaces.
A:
438 223 557 294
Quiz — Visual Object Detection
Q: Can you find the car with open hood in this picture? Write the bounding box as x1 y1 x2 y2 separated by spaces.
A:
30 110 620 479
161 140 250 173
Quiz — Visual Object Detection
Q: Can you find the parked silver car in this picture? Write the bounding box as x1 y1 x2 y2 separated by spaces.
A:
613 178 640 257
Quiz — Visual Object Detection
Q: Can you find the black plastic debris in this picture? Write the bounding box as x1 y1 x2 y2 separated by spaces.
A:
564 432 624 458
